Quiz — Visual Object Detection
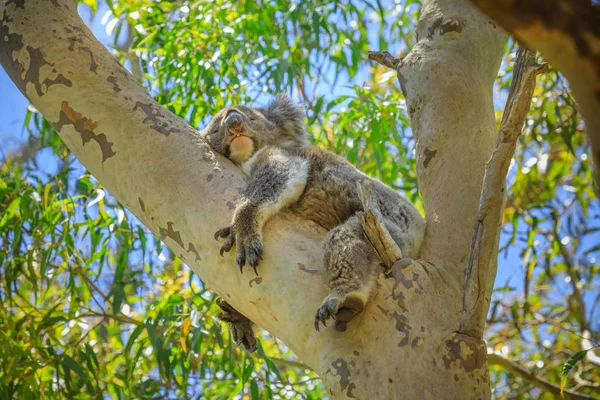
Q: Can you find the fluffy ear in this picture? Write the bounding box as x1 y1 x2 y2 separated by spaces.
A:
260 93 307 144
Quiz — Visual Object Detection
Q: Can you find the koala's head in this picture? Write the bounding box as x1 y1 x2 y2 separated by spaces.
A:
202 94 308 164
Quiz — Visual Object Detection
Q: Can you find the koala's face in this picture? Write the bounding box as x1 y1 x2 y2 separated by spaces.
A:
203 95 308 164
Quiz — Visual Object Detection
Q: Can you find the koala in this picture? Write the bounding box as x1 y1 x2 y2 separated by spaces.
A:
203 94 425 342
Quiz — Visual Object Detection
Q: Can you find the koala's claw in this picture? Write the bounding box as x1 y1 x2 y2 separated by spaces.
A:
216 298 257 352
216 227 236 257
314 298 337 332
214 227 231 241
235 234 263 275
314 294 365 332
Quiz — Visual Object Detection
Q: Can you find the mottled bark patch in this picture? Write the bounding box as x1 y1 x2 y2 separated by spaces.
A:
392 310 411 347
298 263 318 274
187 243 201 261
133 101 182 137
428 17 464 39
21 45 72 96
329 358 356 398
390 265 424 296
226 201 235 210
441 333 487 374
107 75 121 92
159 221 184 249
79 46 97 73
249 277 263 287
55 101 116 162
423 147 437 168
0 10 26 94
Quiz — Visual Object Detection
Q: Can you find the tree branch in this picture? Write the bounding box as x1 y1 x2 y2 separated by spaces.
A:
469 0 600 188
368 50 402 70
459 47 545 338
356 179 403 271
487 353 594 400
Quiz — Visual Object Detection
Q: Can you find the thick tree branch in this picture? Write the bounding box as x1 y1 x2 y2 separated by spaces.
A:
459 47 545 338
487 353 594 400
470 0 600 187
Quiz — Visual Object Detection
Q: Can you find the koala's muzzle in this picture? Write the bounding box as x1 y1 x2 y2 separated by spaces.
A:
225 111 245 135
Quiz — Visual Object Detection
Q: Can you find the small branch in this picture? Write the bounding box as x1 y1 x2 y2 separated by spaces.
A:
368 50 402 70
487 353 594 400
267 357 312 371
459 47 546 337
355 180 403 272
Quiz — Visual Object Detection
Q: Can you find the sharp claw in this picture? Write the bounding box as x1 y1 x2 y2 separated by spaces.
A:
239 263 244 274
220 247 225 257
314 319 320 332
253 266 258 276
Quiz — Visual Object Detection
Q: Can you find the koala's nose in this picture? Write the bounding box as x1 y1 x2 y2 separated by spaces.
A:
224 111 244 134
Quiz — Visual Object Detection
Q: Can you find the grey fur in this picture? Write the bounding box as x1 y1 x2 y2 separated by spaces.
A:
203 94 425 342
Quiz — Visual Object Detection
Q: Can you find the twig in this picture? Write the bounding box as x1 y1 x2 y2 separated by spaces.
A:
368 51 402 70
267 356 312 371
355 180 404 272
459 47 547 337
487 353 594 400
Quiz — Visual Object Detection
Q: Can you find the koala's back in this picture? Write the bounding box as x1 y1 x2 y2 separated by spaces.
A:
287 147 363 230
286 147 421 234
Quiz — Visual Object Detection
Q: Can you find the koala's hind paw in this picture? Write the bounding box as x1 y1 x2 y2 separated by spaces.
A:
217 298 258 353
314 294 365 332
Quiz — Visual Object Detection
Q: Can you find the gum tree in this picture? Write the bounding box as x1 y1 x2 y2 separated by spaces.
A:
1 0 598 398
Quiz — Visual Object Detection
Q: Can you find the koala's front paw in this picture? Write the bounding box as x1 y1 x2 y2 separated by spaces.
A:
314 293 365 332
215 226 263 275
217 298 257 353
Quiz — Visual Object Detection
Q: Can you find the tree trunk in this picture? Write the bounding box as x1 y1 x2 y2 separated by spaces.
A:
0 0 504 398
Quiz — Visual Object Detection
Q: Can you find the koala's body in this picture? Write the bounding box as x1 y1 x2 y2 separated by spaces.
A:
203 95 425 338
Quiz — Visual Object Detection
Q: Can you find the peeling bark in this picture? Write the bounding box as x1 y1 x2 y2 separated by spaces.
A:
1 0 506 398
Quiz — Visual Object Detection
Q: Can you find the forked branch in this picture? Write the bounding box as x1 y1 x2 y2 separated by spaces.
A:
459 47 547 337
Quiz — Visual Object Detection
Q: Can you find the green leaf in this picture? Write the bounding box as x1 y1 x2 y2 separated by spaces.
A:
560 350 589 398
62 355 86 378
250 380 259 400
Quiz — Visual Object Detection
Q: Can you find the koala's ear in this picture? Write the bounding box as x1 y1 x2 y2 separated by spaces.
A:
260 93 307 144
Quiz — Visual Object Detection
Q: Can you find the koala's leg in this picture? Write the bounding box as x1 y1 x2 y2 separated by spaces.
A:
315 216 379 332
216 298 257 352
216 149 309 274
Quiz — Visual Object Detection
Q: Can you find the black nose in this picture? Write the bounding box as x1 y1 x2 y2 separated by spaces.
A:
224 111 244 133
